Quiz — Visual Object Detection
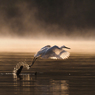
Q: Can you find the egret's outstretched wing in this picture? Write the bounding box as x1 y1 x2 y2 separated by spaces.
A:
40 45 51 51
34 45 51 58
47 50 70 59
59 50 70 59
41 45 70 59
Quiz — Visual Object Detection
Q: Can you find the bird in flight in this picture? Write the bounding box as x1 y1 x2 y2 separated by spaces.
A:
13 45 70 77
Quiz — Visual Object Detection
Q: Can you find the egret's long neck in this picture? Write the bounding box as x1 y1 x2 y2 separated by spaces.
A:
29 57 37 67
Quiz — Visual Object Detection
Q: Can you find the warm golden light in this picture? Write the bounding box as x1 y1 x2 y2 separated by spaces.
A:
0 38 94 54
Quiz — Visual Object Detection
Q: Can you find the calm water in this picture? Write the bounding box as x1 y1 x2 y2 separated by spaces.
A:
0 52 95 95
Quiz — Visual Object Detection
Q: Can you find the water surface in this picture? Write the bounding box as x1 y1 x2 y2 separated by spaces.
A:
0 52 95 95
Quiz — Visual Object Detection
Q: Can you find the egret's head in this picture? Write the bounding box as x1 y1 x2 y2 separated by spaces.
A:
61 45 70 49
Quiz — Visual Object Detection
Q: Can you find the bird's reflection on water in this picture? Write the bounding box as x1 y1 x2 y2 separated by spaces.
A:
13 74 69 95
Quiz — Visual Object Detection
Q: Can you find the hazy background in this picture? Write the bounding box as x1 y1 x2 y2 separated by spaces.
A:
0 0 95 53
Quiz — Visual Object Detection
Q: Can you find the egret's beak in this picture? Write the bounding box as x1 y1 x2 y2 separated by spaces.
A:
65 46 70 49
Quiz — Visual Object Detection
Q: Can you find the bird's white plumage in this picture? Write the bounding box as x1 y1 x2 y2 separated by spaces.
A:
34 45 51 58
34 45 70 59
13 45 70 77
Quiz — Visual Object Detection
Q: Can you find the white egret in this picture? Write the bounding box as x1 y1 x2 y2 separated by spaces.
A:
14 45 70 76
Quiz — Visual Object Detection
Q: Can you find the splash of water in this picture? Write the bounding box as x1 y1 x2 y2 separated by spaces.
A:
13 61 30 76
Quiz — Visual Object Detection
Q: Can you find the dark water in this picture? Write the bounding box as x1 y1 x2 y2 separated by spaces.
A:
0 52 95 95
